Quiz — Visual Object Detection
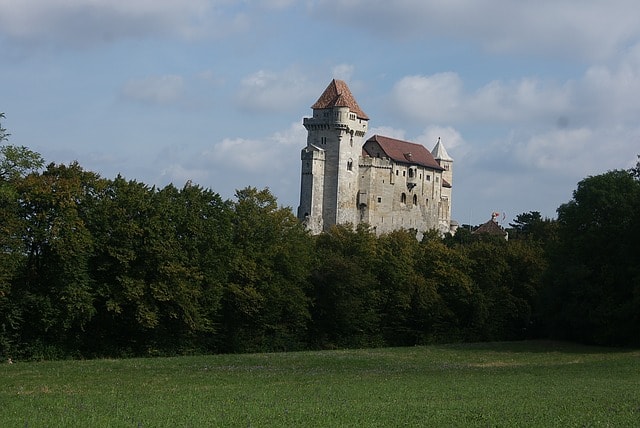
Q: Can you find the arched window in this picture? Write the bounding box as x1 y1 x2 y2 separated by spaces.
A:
413 194 418 205
408 168 414 178
401 193 407 204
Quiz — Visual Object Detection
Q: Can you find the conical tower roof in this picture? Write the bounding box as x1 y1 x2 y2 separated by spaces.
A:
311 79 369 120
431 137 453 161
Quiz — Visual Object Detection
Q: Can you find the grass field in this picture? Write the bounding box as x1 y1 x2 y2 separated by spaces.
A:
1 341 638 427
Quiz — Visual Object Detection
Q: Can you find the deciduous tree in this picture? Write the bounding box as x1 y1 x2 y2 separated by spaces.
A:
545 170 640 345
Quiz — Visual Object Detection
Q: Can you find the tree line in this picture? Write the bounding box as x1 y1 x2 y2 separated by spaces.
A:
1 124 639 359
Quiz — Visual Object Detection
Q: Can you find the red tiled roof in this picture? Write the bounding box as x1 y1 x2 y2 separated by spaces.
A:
473 219 508 236
311 79 369 120
363 135 444 170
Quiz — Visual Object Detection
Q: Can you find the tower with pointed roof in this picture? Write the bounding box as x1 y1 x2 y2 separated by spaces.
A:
431 136 454 231
298 79 369 233
298 79 455 235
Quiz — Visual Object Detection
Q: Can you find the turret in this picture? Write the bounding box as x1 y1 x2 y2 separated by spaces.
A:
431 137 453 186
431 137 454 233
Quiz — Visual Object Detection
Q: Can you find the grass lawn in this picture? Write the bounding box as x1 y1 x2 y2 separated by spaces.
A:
1 341 638 427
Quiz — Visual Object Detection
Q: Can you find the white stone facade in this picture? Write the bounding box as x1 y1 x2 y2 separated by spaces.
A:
297 79 454 235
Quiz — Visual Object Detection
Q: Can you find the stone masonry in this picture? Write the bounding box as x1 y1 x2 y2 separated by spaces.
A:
297 79 455 235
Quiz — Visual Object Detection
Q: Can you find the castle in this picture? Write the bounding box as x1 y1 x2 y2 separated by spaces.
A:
297 79 456 235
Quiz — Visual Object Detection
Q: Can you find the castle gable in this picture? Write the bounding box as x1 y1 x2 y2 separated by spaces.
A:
363 135 443 171
311 79 369 120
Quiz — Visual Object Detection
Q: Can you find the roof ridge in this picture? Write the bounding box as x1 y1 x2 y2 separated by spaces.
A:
365 134 444 171
373 135 426 149
311 79 369 120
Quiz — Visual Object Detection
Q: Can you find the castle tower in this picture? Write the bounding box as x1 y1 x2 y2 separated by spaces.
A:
297 79 369 233
431 137 454 232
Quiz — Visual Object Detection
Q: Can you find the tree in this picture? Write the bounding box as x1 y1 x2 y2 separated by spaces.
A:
0 113 9 143
84 178 234 355
508 211 558 243
461 239 546 341
630 154 640 179
545 170 640 345
12 162 100 356
0 120 45 358
416 234 480 342
374 230 425 346
0 145 45 183
221 187 312 352
309 224 381 348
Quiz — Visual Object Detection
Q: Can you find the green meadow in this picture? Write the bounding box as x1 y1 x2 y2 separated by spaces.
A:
1 341 638 427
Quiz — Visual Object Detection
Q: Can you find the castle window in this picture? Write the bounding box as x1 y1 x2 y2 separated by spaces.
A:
401 193 407 204
426 175 431 181
321 136 327 145
377 197 382 203
403 171 406 177
347 159 353 171
408 168 414 178
426 198 429 207
396 170 399 176
436 177 440 183
349 113 356 120
413 194 417 205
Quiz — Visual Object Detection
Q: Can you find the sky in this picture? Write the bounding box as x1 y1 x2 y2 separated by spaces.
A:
1 0 639 226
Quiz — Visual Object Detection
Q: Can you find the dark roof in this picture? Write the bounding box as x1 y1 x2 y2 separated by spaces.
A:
363 135 444 170
311 79 369 120
473 219 508 236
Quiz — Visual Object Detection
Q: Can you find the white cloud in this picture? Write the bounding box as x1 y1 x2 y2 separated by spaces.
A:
367 126 406 141
311 0 640 61
391 73 463 123
236 69 316 113
390 42 640 129
201 122 305 171
180 121 305 205
0 0 245 46
331 64 355 82
416 126 466 156
513 126 640 177
390 73 573 125
121 75 185 105
160 163 209 186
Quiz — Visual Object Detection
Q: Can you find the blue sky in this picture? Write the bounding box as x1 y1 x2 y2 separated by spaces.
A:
1 0 639 226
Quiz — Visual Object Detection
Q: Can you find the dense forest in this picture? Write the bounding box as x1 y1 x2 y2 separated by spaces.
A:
1 116 639 359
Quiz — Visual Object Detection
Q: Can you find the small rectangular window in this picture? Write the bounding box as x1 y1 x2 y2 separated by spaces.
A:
377 197 381 203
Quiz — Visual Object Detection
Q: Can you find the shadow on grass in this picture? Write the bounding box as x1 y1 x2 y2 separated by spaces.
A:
438 340 632 354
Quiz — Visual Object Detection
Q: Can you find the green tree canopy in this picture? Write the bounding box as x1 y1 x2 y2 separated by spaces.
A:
545 169 640 345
